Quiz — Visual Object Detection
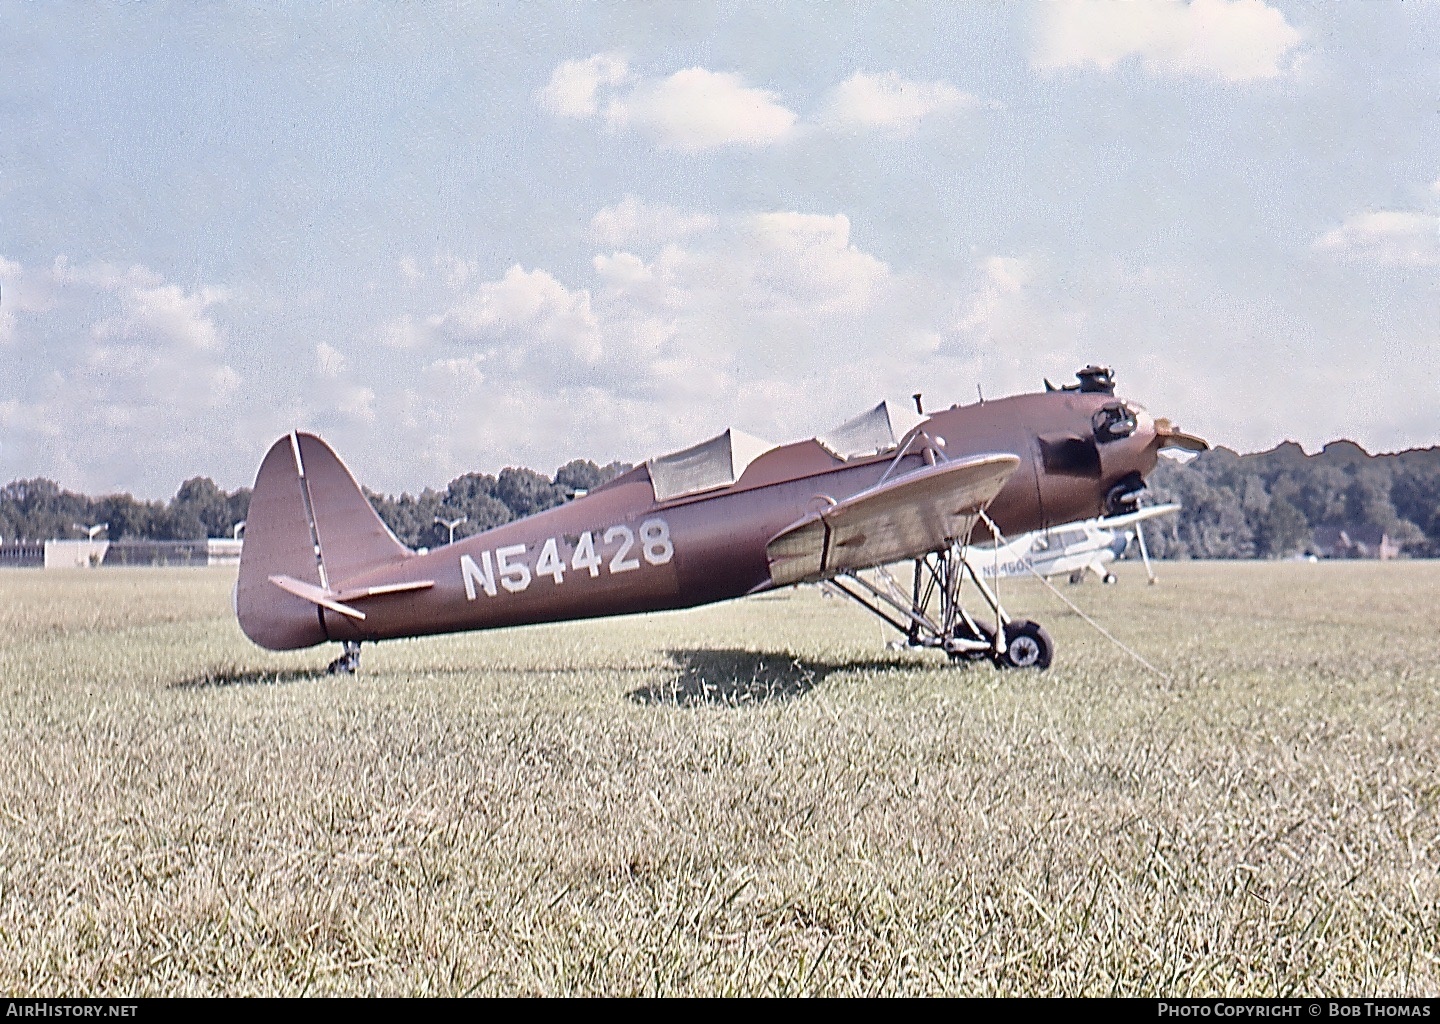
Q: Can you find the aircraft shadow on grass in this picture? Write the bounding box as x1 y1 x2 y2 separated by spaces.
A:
173 651 899 698
629 648 909 707
171 666 330 690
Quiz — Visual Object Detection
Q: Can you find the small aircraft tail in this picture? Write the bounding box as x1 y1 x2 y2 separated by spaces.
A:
236 432 411 650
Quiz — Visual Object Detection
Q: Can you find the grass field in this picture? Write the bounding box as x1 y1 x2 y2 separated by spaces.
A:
1 561 1437 996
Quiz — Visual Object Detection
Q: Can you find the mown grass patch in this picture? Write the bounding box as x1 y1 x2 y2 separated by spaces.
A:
1 562 1436 995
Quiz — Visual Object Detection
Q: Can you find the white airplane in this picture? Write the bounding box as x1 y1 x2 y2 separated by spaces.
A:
966 504 1181 585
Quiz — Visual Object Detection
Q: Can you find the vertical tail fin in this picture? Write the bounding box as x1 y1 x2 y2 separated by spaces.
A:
292 432 411 585
236 432 410 650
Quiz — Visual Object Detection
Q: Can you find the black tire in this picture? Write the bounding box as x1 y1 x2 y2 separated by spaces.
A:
996 619 1053 670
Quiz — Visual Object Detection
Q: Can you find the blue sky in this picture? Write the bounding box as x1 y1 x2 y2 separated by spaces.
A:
2 1 1436 498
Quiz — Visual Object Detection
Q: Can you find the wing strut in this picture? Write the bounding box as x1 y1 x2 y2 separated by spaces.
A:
1134 519 1157 584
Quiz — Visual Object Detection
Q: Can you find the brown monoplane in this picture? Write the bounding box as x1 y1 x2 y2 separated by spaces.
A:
235 366 1206 673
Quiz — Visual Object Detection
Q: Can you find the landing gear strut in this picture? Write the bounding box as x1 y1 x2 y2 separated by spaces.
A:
327 641 361 675
827 530 1053 670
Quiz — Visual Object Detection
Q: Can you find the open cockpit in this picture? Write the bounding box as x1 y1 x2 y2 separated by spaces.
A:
644 399 927 503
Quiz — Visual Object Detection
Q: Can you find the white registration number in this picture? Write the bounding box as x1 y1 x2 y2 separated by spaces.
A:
459 518 673 600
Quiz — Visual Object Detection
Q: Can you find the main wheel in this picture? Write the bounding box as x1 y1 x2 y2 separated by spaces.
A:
996 620 1053 670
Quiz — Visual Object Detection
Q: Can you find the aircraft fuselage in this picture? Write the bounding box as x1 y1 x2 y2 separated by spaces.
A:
297 387 1166 647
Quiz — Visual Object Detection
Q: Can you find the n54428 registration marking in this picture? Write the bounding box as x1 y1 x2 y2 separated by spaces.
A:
459 518 673 600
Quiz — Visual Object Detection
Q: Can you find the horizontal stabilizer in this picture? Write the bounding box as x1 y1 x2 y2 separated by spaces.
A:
333 579 435 602
766 452 1019 586
269 574 367 620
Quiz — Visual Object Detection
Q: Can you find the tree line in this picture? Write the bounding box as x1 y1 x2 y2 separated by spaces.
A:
0 476 251 545
0 459 631 550
362 459 631 550
1144 441 1440 559
3 441 1437 558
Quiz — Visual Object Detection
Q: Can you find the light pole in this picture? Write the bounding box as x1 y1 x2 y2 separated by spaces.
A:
435 516 466 546
233 520 246 540
73 523 108 540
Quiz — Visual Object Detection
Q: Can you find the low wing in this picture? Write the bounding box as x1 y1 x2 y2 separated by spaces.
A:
766 453 1020 587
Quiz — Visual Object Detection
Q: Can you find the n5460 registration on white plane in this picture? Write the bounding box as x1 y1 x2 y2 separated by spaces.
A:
967 503 1180 585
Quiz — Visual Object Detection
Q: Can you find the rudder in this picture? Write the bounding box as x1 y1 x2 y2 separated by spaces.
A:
295 432 411 586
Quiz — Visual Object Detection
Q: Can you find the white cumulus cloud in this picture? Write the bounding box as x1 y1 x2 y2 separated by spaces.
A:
379 315 428 350
540 59 994 151
0 257 251 494
590 197 718 249
539 56 797 152
605 67 797 152
435 264 605 376
336 384 377 423
316 341 348 378
366 204 1020 476
1313 210 1440 267
536 52 631 117
91 282 228 351
820 72 984 134
0 258 18 345
1034 0 1304 82
954 256 1034 343
740 211 891 314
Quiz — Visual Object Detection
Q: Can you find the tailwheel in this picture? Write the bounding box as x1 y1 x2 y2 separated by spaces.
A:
996 620 1053 670
327 641 361 675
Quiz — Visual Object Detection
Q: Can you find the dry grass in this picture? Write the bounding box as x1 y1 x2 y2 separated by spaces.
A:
1 561 1437 996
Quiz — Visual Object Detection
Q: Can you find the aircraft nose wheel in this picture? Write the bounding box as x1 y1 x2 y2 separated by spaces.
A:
327 641 361 675
996 620 1053 670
